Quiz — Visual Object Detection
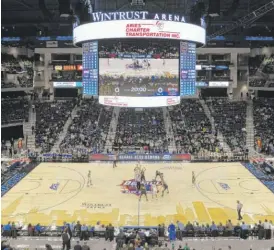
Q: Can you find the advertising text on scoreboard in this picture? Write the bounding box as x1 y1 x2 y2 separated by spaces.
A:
73 20 206 44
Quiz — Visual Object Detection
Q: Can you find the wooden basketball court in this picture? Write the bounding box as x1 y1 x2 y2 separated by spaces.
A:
2 162 274 226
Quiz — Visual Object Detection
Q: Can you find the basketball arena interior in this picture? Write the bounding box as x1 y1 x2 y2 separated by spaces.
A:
1 0 274 249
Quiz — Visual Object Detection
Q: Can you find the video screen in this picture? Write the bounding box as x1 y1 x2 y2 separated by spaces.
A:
99 58 179 97
99 58 179 96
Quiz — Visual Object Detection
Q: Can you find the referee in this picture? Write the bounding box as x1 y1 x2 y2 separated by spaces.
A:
237 200 243 220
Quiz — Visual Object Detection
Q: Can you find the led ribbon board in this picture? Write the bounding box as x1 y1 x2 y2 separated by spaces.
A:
98 96 181 108
73 20 206 45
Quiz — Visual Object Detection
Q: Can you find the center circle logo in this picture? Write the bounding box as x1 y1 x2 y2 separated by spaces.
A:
119 179 162 195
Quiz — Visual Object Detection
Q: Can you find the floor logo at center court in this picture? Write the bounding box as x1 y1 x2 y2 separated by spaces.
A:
119 179 162 195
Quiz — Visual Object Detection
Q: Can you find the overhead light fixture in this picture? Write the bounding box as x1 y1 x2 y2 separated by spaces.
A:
130 0 146 7
58 0 71 18
208 0 220 17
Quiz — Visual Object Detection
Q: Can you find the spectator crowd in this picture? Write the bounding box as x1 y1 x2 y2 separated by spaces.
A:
114 108 170 153
269 81 274 87
248 55 265 76
248 54 274 88
249 78 267 87
262 54 274 74
1 53 34 88
35 100 76 152
2 94 274 158
253 98 274 155
1 97 29 124
99 40 179 59
207 98 247 154
2 219 274 250
169 100 219 155
60 98 113 154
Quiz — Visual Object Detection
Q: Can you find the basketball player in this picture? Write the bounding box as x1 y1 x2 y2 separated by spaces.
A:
139 182 148 201
140 167 146 182
151 180 158 199
155 170 162 180
134 161 141 173
147 59 151 69
160 173 169 197
135 168 141 191
87 170 92 187
192 171 196 185
134 161 142 179
113 152 118 168
161 181 169 197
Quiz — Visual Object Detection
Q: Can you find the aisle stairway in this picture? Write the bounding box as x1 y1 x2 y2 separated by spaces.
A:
51 104 80 152
163 107 176 153
246 100 255 155
199 99 216 134
200 99 232 154
104 107 120 152
23 105 36 151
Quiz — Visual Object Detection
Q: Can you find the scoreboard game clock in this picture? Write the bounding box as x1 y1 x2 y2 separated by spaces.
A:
73 11 206 107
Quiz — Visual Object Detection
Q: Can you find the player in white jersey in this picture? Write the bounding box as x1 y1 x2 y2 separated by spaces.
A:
151 180 158 199
87 170 92 187
134 161 141 173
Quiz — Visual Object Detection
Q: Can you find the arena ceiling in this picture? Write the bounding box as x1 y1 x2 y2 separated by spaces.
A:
1 0 274 37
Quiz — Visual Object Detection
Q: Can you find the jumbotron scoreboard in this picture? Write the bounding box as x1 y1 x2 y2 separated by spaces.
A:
73 11 206 107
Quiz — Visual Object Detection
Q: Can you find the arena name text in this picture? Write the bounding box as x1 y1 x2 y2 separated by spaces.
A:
91 11 186 23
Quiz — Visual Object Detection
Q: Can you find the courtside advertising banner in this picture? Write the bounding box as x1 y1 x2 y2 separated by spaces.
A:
73 20 206 45
89 153 191 161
